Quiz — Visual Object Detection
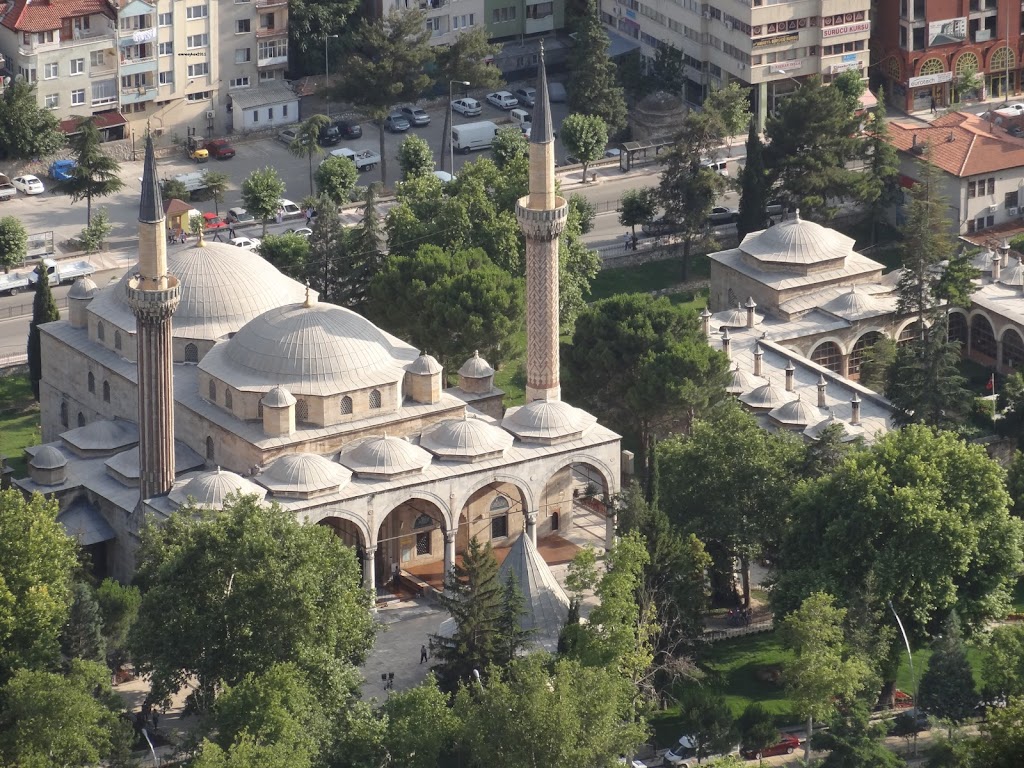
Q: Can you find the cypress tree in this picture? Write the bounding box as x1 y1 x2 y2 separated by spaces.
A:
27 260 60 400
496 571 531 666
736 120 768 240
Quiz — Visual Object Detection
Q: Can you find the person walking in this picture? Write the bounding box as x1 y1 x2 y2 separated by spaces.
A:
275 209 284 226
420 644 428 664
623 232 631 251
228 226 236 240
930 97 936 115
305 206 314 226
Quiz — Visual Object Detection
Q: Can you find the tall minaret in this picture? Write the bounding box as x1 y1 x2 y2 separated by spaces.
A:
127 135 181 498
516 41 568 403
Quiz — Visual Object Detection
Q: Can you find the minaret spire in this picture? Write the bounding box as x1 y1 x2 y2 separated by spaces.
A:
517 41 568 402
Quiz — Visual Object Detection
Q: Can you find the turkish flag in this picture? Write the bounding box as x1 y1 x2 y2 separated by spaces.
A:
986 375 995 391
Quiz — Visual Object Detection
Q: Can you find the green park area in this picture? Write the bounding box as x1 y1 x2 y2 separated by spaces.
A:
0 374 37 478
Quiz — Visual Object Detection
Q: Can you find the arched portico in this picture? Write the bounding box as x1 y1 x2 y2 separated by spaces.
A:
456 481 529 553
376 497 450 595
540 457 619 551
317 515 373 590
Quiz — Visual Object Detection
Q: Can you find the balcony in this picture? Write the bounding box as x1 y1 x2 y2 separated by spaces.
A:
120 85 157 104
255 26 287 38
255 0 287 6
120 56 157 76
257 53 288 67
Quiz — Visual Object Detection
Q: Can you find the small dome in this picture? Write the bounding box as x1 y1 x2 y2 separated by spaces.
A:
68 276 98 299
261 386 296 408
803 412 858 441
30 445 67 470
769 394 823 427
501 400 596 443
713 304 749 329
726 364 761 395
740 213 855 268
822 286 880 317
421 416 514 461
169 468 267 510
259 453 351 495
339 435 433 478
459 350 494 378
999 257 1024 287
739 378 795 410
407 353 443 375
971 248 996 272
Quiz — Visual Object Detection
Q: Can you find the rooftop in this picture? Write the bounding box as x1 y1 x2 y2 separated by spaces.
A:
1 0 114 33
887 112 1024 177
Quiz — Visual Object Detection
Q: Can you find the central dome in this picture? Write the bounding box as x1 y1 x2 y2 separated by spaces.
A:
740 213 855 271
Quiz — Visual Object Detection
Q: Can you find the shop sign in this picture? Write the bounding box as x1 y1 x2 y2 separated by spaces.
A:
773 60 804 72
908 71 953 88
625 9 636 18
842 53 858 62
928 17 967 47
752 32 800 49
832 61 861 74
821 21 871 38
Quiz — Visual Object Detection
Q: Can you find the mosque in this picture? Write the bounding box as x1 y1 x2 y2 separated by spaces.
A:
15 54 621 602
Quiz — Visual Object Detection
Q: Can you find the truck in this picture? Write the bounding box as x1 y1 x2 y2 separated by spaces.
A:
329 147 380 171
451 121 499 154
0 271 30 296
49 160 77 181
28 258 96 286
185 136 209 163
0 173 16 201
170 171 209 194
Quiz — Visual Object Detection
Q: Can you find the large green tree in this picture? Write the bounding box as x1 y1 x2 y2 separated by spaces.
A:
378 677 461 768
982 624 1024 700
259 232 311 282
618 187 658 241
0 80 65 161
27 259 60 401
314 154 358 206
561 113 609 182
918 613 977 731
567 0 627 135
203 170 230 217
676 687 738 762
54 117 125 225
60 582 106 664
813 702 904 768
704 82 752 150
287 0 359 77
129 494 375 712
94 577 140 671
858 89 901 243
0 215 28 272
736 120 769 239
289 114 331 198
241 167 286 236
397 134 436 181
738 703 779 764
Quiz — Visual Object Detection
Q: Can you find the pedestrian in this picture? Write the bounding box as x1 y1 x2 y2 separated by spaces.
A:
152 710 160 731
275 209 284 225
623 232 631 251
930 97 936 115
420 644 428 664
305 206 314 226
179 229 187 244
228 227 236 239
212 230 222 242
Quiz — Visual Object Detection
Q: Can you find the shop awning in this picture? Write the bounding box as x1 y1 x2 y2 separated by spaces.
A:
58 499 116 546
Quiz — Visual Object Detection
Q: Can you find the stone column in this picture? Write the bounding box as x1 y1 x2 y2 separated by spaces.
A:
363 545 377 594
444 530 457 575
840 353 850 378
526 512 538 544
605 510 617 551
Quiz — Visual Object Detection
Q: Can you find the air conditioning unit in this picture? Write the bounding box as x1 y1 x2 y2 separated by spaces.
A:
989 203 999 213
702 10 711 18
739 62 746 70
725 21 732 30
1010 206 1019 216
205 110 215 119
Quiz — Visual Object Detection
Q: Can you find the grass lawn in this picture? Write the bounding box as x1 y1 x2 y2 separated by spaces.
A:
588 254 711 302
0 374 39 478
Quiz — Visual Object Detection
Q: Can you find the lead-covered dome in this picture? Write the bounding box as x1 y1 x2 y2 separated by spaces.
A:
501 400 596 444
258 453 351 497
339 435 433 478
68 276 98 299
739 212 855 273
822 286 880 317
421 415 514 461
726 363 761 395
30 445 67 469
769 394 823 427
999 256 1024 287
459 350 495 378
739 378 795 410
261 386 296 408
407 353 443 375
169 468 267 510
200 300 419 396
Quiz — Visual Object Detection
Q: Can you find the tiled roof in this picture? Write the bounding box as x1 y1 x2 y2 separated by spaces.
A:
1 0 114 33
887 112 1024 177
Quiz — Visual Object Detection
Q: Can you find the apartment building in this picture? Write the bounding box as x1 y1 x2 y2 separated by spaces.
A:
379 0 485 45
485 0 564 40
599 0 872 127
874 0 1021 113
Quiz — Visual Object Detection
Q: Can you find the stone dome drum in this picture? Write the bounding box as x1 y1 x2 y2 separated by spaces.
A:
339 435 433 478
31 445 67 470
822 286 880 317
459 350 495 379
421 416 514 461
769 394 823 427
739 378 795 410
502 400 597 443
259 453 351 496
169 468 267 510
68 276 99 299
739 213 855 274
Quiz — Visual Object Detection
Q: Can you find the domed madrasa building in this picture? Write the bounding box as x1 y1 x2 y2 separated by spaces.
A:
17 77 620 589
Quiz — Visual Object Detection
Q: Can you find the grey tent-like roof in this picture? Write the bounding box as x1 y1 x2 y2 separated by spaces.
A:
497 532 570 651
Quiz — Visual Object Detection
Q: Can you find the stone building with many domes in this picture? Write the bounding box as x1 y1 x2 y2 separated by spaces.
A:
16 53 621 590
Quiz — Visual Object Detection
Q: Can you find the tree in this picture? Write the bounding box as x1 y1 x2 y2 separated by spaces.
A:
380 677 461 768
736 121 769 239
568 0 628 135
858 89 901 244
345 183 386 306
619 187 658 240
0 80 65 161
192 734 302 768
813 702 904 768
490 126 529 173
241 167 286 236
367 245 524 375
27 260 61 400
982 625 1024 700
94 578 140 670
649 45 686 96
569 192 597 234
496 573 532 666
314 154 358 205
54 117 124 225
560 113 609 182
189 212 205 238
676 688 738 763
60 582 106 664
658 109 728 281
161 178 190 202
0 215 27 272
397 134 435 180
203 170 230 217
782 592 874 762
78 207 112 254
129 494 375 711
919 614 977 731
566 293 730 490
332 10 433 187
258 233 310 280
738 703 779 764
289 114 331 197
858 336 897 394
969 695 1024 768
704 82 752 150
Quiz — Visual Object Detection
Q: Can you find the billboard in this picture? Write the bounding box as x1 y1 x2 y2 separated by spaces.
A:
928 17 967 46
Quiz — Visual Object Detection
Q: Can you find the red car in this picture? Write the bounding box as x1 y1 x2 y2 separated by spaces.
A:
203 212 227 230
741 733 800 760
203 139 236 160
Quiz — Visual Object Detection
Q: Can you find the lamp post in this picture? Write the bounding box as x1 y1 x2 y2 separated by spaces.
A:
449 79 470 174
889 600 920 757
324 34 339 87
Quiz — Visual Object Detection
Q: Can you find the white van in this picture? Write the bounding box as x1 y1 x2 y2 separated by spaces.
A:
509 108 532 129
703 158 729 176
452 120 499 154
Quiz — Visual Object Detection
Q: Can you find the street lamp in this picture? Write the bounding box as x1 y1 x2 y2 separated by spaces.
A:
889 600 920 757
324 34 339 87
449 79 470 174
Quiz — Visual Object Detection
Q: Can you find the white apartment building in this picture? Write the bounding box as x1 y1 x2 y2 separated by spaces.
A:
600 0 872 127
386 0 484 46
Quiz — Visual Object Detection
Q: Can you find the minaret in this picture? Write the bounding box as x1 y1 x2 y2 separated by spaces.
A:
127 134 181 498
516 41 568 402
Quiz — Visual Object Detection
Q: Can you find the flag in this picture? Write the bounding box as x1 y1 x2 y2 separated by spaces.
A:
986 373 995 391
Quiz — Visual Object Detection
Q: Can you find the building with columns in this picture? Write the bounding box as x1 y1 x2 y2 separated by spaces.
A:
16 54 621 593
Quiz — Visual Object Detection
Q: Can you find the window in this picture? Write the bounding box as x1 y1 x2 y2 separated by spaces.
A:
426 17 441 32
102 381 110 402
235 19 250 33
44 93 58 109
258 402 264 418
97 321 105 341
296 398 309 422
88 371 95 393
187 62 209 78
225 390 233 410
208 380 217 402
948 313 968 346
259 12 274 27
229 77 249 89
114 331 122 351
268 106 273 119
131 102 147 113
77 412 85 427
340 395 352 414
186 4 208 19
252 109 259 123
282 104 288 117
989 178 996 195
60 401 68 428
184 343 198 362
159 42 173 56
158 70 173 85
526 2 553 19
158 11 172 25
971 314 997 359
1004 329 1024 368
968 180 977 198
235 47 251 63
187 90 211 102
1007 191 1019 209
811 341 843 373
369 389 382 409
206 436 215 461
44 62 58 79
257 40 286 60
70 58 84 75
849 332 883 376
186 33 208 48
258 70 277 82
490 513 508 539
416 531 431 555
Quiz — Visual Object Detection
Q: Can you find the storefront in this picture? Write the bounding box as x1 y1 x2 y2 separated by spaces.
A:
908 70 952 111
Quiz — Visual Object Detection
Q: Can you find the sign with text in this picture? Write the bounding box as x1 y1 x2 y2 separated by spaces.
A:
908 70 953 88
753 32 800 49
821 21 871 38
832 61 862 74
928 17 967 46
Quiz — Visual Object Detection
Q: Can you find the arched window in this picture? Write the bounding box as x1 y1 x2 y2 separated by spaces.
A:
88 371 95 394
948 313 969 346
97 321 105 342
225 390 233 410
490 495 510 540
102 381 110 402
898 322 921 346
295 398 309 423
414 512 434 529
886 56 901 82
992 47 1016 72
208 380 217 402
849 332 883 377
369 389 382 409
1004 328 1024 369
954 53 981 100
551 511 560 531
60 401 68 428
184 343 199 363
77 411 85 427
340 395 353 415
971 314 997 359
811 341 843 373
206 436 215 461
114 330 122 351
258 402 264 419
919 58 945 76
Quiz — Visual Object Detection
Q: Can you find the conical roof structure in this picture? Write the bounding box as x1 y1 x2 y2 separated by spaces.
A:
498 533 570 651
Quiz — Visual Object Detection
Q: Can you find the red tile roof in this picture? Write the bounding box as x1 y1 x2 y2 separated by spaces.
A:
886 112 1024 178
1 0 114 33
58 111 126 133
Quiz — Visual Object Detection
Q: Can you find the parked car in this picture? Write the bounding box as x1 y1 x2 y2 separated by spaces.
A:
766 200 785 217
226 207 254 223
1010 125 1024 137
13 174 44 195
334 119 362 139
285 227 313 238
204 139 236 159
513 87 536 107
708 206 738 225
451 98 482 117
318 124 342 146
230 236 262 251
664 736 740 767
889 708 930 737
277 128 300 144
486 91 519 110
203 212 228 229
433 171 454 183
740 733 800 760
278 198 301 216
400 106 430 126
49 159 77 181
384 112 411 132
641 217 681 236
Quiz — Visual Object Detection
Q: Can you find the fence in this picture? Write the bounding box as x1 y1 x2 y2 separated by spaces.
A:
0 295 68 320
0 352 28 370
702 619 774 643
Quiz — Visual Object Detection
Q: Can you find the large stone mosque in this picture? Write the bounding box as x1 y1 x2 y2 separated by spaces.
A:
16 54 622 589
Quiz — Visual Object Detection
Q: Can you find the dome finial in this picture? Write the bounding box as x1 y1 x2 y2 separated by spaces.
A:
794 208 801 221
303 283 315 308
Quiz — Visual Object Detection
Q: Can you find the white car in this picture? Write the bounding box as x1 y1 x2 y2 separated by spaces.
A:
13 174 44 194
285 227 313 238
486 91 519 110
451 98 482 117
230 236 262 251
663 736 739 767
278 198 301 216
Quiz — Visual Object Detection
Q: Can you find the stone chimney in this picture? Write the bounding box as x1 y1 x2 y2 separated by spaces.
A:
721 328 731 359
993 250 1002 282
745 296 757 328
817 374 828 408
700 306 712 337
1002 238 1012 268
785 359 795 392
850 391 862 426
753 343 763 376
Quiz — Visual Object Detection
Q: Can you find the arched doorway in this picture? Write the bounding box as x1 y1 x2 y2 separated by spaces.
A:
456 482 528 555
948 313 968 346
541 461 614 551
971 314 997 362
811 341 843 374
376 498 448 593
848 331 884 379
1003 328 1024 370
317 516 369 587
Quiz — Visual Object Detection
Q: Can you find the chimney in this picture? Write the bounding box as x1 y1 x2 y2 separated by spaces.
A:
785 359 795 392
817 374 827 408
993 250 1002 282
700 306 712 337
721 327 731 360
850 391 862 426
745 296 757 328
753 343 763 376
1001 237 1011 268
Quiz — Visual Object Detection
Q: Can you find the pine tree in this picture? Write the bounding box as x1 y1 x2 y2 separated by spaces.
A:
348 183 385 307
27 260 60 400
568 0 627 135
887 317 973 429
918 613 977 732
736 120 768 240
55 117 125 226
858 88 900 244
496 572 531 666
60 582 107 663
306 199 348 304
